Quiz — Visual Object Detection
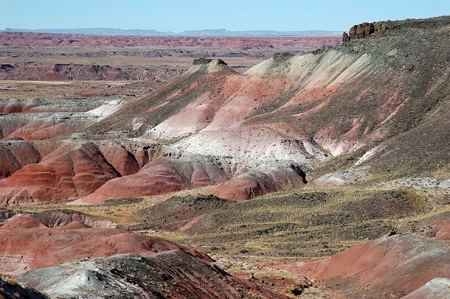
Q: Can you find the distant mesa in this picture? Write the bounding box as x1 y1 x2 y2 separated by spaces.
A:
193 58 227 66
273 52 295 62
2 27 342 37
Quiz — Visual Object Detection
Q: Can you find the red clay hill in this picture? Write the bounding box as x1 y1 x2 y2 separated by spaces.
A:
1 17 449 205
0 214 286 298
274 231 450 298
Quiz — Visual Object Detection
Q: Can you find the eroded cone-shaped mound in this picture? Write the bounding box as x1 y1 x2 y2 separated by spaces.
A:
0 214 47 230
0 141 41 179
6 119 77 140
80 159 189 204
275 233 450 298
0 215 208 276
0 142 120 205
208 170 305 201
99 142 140 176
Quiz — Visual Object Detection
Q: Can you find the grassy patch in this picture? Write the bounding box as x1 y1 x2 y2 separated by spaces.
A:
133 187 430 260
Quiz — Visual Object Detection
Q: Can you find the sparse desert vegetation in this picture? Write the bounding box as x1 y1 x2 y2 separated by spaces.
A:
0 16 449 298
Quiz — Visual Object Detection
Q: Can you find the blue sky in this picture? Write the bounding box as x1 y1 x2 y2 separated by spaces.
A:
1 0 449 32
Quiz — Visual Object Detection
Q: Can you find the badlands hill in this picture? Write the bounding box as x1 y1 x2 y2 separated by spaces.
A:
0 16 448 205
0 214 283 299
0 16 449 298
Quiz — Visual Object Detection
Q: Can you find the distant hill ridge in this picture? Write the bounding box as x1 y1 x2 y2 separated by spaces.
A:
2 27 341 36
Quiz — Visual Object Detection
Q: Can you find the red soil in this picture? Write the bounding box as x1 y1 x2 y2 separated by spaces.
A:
0 214 211 275
98 142 140 176
0 142 41 179
273 233 450 298
435 222 450 240
208 170 305 201
6 120 77 140
0 142 120 205
79 159 189 204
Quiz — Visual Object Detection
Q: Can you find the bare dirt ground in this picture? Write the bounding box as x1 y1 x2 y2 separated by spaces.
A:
0 32 341 80
0 33 340 106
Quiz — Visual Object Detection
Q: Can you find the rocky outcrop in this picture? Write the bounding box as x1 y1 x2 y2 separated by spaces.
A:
0 208 116 228
0 276 49 299
0 208 19 221
349 22 386 39
342 31 350 44
18 252 286 299
193 58 227 65
0 64 14 72
32 210 117 228
343 22 386 43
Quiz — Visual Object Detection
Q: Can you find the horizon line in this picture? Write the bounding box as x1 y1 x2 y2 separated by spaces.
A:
2 27 344 36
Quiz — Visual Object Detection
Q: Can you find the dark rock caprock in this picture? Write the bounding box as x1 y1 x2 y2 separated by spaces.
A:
342 32 350 44
348 22 386 39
